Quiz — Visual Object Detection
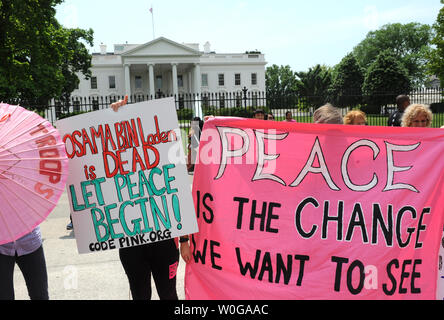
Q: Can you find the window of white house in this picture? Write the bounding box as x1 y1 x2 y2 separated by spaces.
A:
218 74 225 86
235 73 241 86
109 76 116 89
201 74 208 87
178 75 183 87
156 76 162 89
90 77 97 89
251 73 257 85
135 76 142 89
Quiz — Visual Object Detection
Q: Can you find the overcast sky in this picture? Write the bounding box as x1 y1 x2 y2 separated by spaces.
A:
55 0 442 72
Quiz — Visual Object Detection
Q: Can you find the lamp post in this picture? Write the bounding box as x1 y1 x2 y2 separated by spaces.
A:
242 86 248 108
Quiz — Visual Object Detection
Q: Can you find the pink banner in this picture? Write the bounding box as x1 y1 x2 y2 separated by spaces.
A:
185 117 444 300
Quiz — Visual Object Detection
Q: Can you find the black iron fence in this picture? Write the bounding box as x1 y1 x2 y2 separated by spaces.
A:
6 88 444 129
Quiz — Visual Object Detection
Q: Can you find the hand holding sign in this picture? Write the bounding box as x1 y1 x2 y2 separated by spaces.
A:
110 95 128 112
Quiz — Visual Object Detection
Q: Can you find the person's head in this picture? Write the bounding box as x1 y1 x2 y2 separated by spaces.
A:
401 104 433 128
396 95 410 112
344 110 367 125
253 109 265 120
267 113 274 121
313 104 343 124
285 111 293 121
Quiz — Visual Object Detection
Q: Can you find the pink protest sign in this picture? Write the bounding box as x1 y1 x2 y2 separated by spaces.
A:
185 117 444 300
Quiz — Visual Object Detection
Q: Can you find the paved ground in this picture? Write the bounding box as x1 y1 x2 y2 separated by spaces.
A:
13 176 193 300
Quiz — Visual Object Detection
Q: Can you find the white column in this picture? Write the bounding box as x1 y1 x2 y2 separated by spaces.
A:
148 64 155 99
193 63 201 95
124 64 131 97
193 63 202 118
188 72 193 93
171 63 178 98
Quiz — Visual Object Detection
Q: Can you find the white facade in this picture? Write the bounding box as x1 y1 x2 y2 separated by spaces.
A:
73 37 267 101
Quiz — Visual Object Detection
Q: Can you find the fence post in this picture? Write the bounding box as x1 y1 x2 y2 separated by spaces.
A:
242 86 248 109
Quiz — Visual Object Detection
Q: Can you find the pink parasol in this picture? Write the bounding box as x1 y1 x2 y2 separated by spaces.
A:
0 103 69 245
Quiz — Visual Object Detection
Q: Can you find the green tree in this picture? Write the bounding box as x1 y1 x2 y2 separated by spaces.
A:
362 51 411 113
0 0 93 108
328 53 364 108
265 64 298 109
59 28 94 103
427 0 444 87
296 64 332 109
353 23 433 86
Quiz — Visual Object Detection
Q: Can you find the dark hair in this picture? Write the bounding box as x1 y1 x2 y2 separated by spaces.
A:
254 109 265 115
396 95 410 110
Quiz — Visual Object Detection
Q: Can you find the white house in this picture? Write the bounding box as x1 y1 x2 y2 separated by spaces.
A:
73 37 267 106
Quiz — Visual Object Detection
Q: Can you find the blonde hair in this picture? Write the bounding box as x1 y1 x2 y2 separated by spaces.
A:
344 110 367 125
313 104 343 124
401 104 433 127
